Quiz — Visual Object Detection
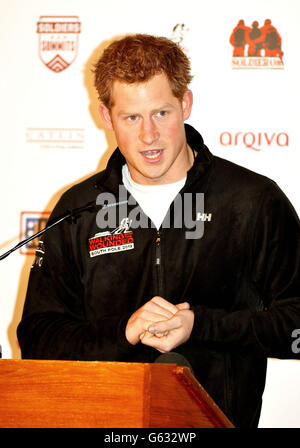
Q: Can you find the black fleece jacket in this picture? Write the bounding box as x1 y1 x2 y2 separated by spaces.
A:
17 124 300 428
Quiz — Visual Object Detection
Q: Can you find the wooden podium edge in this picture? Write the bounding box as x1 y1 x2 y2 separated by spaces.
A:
173 366 235 428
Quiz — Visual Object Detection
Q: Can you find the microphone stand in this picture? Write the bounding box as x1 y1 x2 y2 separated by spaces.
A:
0 201 96 261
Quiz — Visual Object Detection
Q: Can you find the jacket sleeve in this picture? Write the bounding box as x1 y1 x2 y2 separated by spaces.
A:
190 182 300 358
17 192 136 361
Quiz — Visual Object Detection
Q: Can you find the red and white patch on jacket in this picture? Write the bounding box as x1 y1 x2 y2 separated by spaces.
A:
88 218 134 257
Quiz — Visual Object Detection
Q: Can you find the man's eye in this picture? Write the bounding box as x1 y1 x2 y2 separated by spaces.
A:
128 115 138 121
158 111 167 117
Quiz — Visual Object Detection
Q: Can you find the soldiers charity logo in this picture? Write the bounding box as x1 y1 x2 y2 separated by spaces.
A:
230 19 284 69
37 16 81 73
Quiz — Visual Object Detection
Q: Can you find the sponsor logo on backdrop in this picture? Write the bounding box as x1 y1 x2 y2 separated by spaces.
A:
37 16 81 72
20 211 51 255
26 128 85 150
171 23 190 54
220 131 289 151
230 19 284 69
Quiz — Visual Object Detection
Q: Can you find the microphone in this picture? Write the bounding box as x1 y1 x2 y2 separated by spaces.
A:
0 201 96 261
154 352 194 376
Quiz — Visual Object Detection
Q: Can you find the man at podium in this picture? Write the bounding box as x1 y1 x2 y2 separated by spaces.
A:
17 34 300 428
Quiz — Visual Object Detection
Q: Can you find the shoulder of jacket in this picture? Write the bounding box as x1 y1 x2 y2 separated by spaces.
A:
50 171 106 217
212 156 298 222
213 156 278 193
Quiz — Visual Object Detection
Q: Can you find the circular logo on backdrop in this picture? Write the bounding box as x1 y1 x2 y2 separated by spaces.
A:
37 16 81 73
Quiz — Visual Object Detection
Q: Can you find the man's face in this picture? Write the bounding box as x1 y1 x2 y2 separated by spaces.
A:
99 73 193 185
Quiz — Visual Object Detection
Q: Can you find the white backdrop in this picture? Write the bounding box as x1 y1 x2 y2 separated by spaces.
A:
0 0 299 428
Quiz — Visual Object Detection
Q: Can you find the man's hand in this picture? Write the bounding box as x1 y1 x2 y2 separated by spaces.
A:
125 296 193 351
125 296 186 345
140 306 194 353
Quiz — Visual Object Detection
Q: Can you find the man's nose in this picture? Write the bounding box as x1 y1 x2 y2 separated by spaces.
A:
139 118 159 145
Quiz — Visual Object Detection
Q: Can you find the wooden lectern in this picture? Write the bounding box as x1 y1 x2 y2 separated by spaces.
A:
0 360 234 428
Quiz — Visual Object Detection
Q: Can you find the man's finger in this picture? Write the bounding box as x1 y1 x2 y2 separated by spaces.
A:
176 302 190 310
151 296 179 314
140 330 168 340
148 315 181 335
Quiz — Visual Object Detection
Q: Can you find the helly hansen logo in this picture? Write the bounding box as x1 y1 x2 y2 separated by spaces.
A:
197 213 212 222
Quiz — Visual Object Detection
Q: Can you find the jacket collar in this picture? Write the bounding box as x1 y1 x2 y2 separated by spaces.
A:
184 123 214 188
94 123 214 193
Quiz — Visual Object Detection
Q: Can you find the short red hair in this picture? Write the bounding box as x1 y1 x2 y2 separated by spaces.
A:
94 34 193 109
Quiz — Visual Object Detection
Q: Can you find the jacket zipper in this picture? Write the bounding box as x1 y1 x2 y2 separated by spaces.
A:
155 231 164 297
224 352 234 422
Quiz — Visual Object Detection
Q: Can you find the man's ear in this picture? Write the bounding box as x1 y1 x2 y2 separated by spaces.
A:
99 103 114 130
181 90 193 121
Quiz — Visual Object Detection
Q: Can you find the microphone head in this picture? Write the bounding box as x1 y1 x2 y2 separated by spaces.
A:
154 352 194 376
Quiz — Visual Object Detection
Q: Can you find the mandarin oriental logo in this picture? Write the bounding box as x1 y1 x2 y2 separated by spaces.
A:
20 211 51 255
37 16 81 72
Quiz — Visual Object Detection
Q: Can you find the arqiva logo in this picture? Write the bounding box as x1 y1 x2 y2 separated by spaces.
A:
220 131 289 151
37 16 81 72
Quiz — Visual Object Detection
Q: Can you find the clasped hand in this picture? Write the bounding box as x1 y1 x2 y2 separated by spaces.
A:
125 296 194 353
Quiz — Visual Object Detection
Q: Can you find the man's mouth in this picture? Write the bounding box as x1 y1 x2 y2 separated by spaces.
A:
140 149 163 160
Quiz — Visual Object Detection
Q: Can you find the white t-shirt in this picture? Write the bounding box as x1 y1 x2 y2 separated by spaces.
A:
122 164 186 229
